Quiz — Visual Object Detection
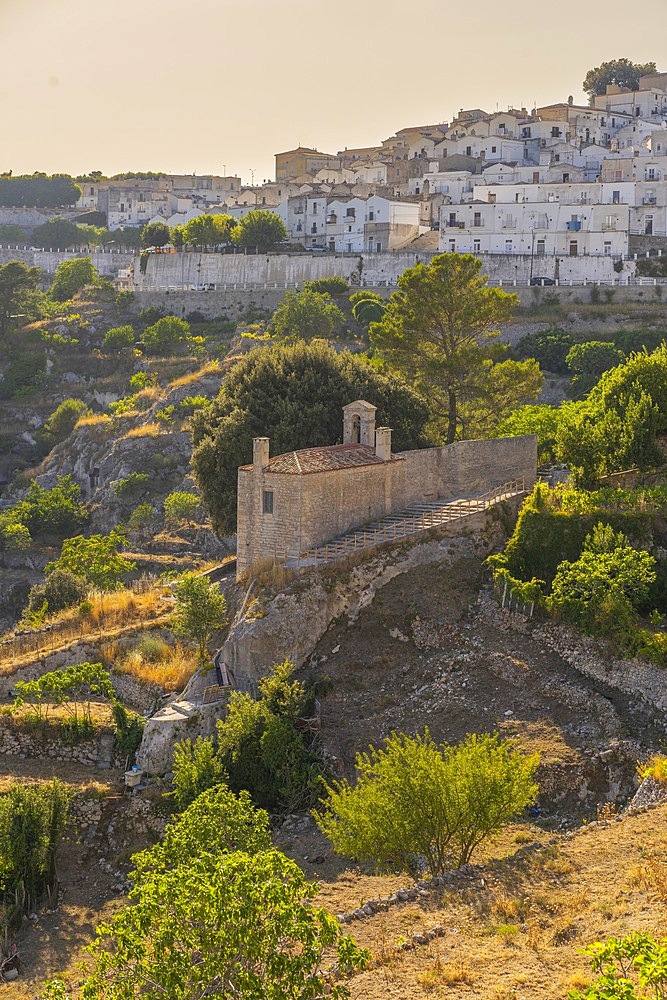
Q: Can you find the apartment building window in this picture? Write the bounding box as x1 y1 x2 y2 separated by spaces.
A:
532 171 540 183
505 239 513 253
313 203 318 214
612 191 620 205
473 239 481 253
465 146 472 156
554 154 560 162
311 224 318 234
615 171 622 181
473 212 482 227
368 210 374 220
345 207 355 218
449 239 456 252
536 239 546 255
645 216 654 236
603 241 612 255
563 173 570 182
262 491 274 515
604 215 617 229
491 146 497 153
647 168 656 180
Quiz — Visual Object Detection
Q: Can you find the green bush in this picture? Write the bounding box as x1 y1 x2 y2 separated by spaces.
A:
36 398 88 456
113 471 150 500
163 491 201 522
512 328 575 375
112 702 145 761
304 277 349 295
316 731 539 875
0 780 72 905
49 257 98 302
11 475 88 541
103 325 135 354
26 568 88 617
142 316 191 355
172 736 225 811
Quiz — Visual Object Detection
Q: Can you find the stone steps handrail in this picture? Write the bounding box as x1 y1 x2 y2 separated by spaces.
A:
283 478 526 568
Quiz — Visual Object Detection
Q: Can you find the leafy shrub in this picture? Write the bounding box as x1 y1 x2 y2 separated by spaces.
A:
126 503 155 532
49 257 98 302
128 370 155 391
142 316 191 355
26 568 88 617
103 325 135 354
36 398 88 456
45 530 135 591
0 780 72 904
172 736 225 811
512 328 575 375
316 731 539 875
304 277 349 295
113 471 150 500
11 475 88 541
112 702 145 761
566 341 625 397
177 395 208 416
163 491 200 522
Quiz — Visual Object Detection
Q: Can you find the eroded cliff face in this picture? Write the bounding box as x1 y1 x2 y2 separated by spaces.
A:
223 505 514 685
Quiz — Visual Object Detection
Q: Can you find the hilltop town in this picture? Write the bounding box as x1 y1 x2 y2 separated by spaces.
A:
0 58 667 1000
3 68 667 289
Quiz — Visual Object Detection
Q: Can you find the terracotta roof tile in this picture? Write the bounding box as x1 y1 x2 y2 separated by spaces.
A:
267 443 386 475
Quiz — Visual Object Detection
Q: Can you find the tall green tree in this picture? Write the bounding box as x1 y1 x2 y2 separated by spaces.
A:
140 220 171 248
270 288 345 342
172 572 228 665
0 173 81 208
31 217 81 249
583 58 657 102
316 730 539 875
45 531 135 590
191 339 431 534
370 252 519 443
566 341 625 397
48 257 99 301
183 213 237 248
232 210 287 251
142 315 190 355
83 847 368 1000
0 260 42 335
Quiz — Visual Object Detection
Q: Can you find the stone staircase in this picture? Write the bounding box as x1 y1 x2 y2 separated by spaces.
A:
285 479 526 569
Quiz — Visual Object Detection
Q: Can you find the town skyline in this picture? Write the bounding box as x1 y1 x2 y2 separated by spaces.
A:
1 0 663 185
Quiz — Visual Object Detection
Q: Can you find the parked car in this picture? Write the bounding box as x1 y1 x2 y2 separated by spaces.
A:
530 276 556 286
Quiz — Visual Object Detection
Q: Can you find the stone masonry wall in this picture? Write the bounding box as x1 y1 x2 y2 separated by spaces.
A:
237 435 536 574
227 502 519 684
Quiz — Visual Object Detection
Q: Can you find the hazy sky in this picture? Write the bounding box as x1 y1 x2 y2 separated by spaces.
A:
1 0 664 185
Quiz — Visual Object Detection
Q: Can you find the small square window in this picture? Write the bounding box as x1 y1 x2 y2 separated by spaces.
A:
262 490 274 514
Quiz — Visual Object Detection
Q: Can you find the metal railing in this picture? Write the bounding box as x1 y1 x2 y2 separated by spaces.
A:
283 478 526 569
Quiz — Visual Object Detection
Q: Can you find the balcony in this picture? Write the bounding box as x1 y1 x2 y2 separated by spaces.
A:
566 220 582 231
643 197 657 205
446 221 464 228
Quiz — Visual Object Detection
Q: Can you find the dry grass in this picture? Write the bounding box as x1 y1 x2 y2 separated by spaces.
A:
168 360 220 388
133 386 165 408
121 421 161 439
0 588 169 674
113 637 199 691
74 413 112 429
638 753 667 784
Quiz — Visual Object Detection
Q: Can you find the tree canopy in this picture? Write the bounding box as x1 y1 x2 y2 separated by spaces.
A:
142 315 190 355
270 287 345 342
0 173 81 208
172 572 228 665
80 783 369 1000
232 210 287 251
183 213 237 248
45 530 135 591
316 730 539 875
369 253 524 443
583 58 657 102
570 932 667 1000
191 339 432 534
0 260 42 335
31 217 81 250
140 220 171 248
48 257 99 302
